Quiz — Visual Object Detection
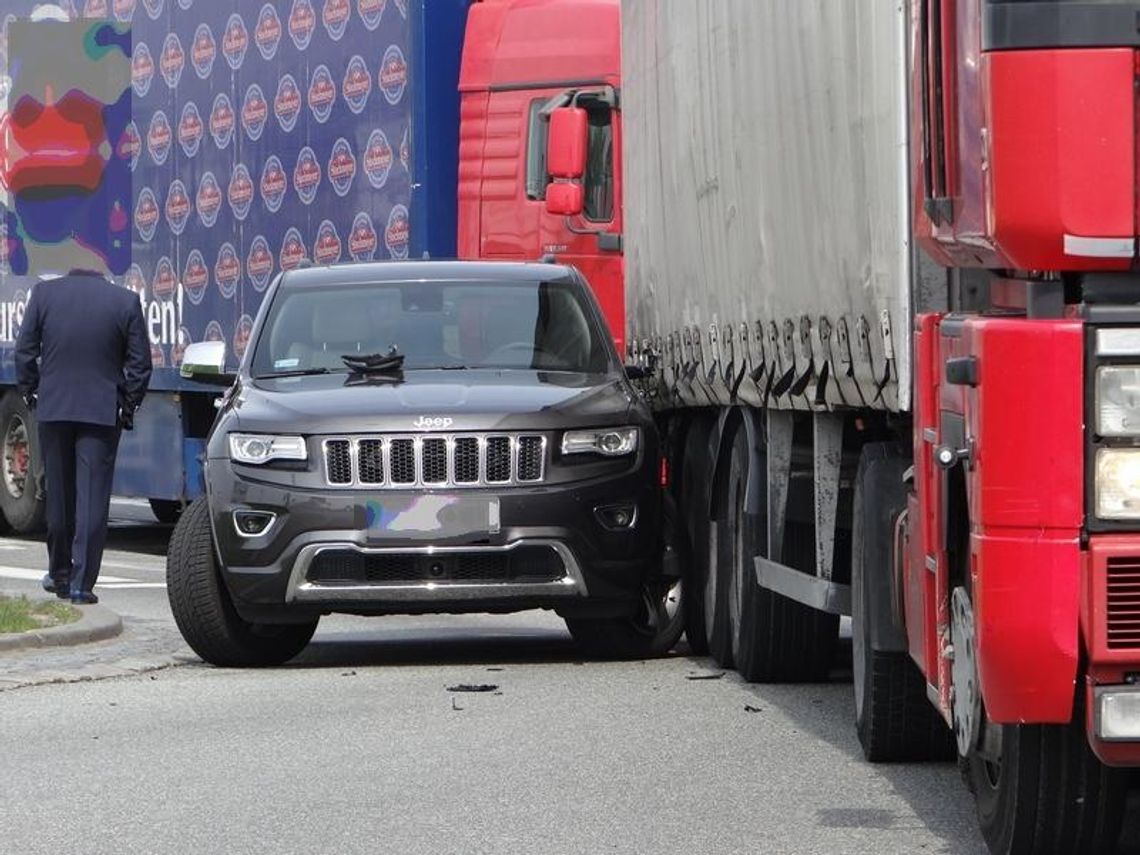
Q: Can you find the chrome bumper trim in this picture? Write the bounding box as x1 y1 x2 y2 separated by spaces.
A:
285 539 588 603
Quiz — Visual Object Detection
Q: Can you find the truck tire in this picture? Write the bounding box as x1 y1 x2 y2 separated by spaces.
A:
724 428 836 682
167 498 317 667
0 392 44 534
852 443 954 761
149 499 183 525
680 421 713 656
966 704 1126 855
566 495 686 659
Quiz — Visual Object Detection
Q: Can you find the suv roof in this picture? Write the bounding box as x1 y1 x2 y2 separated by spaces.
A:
279 260 578 289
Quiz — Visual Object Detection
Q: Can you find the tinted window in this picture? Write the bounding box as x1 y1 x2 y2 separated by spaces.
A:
584 110 614 222
250 279 615 376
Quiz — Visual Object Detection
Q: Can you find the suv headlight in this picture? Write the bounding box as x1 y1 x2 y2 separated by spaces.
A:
1096 366 1140 437
1096 448 1140 519
228 434 308 465
562 427 639 457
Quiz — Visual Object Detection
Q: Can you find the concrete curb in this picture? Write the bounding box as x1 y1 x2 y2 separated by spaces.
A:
0 604 123 653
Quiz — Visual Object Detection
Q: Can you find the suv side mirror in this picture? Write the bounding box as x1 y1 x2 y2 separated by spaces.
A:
545 107 588 217
180 340 236 387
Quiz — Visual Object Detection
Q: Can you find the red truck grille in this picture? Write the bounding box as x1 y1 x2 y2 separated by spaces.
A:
1107 557 1140 649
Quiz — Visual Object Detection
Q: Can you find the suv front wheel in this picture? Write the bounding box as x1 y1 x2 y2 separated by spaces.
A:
167 498 318 667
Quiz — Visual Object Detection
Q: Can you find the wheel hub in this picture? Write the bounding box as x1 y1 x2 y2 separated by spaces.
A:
951 586 982 757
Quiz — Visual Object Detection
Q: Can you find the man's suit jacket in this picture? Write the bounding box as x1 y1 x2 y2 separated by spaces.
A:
15 272 153 427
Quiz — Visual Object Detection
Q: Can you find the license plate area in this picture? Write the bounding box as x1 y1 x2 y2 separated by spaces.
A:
355 494 500 542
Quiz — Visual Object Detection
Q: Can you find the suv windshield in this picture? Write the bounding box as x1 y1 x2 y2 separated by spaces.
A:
249 278 615 377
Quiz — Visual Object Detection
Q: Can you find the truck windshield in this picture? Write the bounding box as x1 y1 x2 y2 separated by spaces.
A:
250 279 615 377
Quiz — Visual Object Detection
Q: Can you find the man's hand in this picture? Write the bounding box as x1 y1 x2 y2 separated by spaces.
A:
22 392 36 412
117 402 135 431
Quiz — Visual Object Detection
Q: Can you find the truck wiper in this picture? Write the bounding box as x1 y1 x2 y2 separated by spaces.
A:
254 368 333 379
342 348 405 374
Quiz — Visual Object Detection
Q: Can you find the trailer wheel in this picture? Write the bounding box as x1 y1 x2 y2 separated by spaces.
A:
566 495 686 659
0 392 44 534
966 700 1126 854
679 421 713 656
852 443 954 761
167 498 317 667
723 428 836 682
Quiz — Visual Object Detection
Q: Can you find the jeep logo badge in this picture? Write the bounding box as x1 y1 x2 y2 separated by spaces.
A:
413 416 453 430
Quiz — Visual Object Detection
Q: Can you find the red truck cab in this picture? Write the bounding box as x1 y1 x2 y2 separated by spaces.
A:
457 0 625 353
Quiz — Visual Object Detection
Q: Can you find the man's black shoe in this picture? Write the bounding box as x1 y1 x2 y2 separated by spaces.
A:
41 574 70 599
70 592 98 605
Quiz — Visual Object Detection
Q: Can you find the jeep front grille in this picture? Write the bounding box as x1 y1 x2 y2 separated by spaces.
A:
322 434 546 488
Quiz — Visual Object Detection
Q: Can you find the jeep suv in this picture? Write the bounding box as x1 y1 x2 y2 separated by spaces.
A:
167 261 683 666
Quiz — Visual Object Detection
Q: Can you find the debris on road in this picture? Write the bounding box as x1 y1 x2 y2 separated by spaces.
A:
685 672 725 681
744 705 762 714
446 683 499 693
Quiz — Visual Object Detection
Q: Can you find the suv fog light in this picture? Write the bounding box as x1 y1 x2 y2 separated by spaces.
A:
1095 686 1140 741
596 503 637 530
233 510 276 538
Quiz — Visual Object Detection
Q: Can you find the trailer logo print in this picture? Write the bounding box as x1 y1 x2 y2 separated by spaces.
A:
256 4 282 60
147 110 172 166
248 236 273 291
343 55 371 114
358 0 385 30
386 204 409 260
289 0 316 52
165 179 192 236
113 0 136 22
118 121 141 171
323 0 350 41
215 243 241 300
178 101 204 159
274 75 302 133
196 172 222 228
152 256 176 302
223 14 249 71
191 23 216 79
349 212 376 261
210 93 235 149
131 42 154 97
160 32 184 89
294 147 322 206
182 249 208 306
329 138 356 197
379 45 407 106
260 156 288 213
280 227 307 270
228 164 254 221
308 65 336 125
314 220 342 265
364 129 392 189
142 0 163 20
134 188 159 242
242 84 269 142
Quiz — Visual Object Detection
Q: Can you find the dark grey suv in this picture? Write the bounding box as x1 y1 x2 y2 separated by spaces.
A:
167 261 684 666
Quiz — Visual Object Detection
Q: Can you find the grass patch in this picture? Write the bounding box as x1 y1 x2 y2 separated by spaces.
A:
0 595 80 634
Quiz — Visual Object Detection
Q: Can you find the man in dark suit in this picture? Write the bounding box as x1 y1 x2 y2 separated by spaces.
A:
15 269 152 604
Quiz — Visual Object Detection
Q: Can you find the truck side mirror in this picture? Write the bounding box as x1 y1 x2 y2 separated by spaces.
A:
180 340 236 387
545 107 588 217
547 107 588 179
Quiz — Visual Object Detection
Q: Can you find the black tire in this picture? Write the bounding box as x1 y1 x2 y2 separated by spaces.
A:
724 428 837 682
679 421 713 656
566 495 686 660
0 392 44 534
167 498 317 667
967 705 1127 855
853 443 954 761
149 498 184 525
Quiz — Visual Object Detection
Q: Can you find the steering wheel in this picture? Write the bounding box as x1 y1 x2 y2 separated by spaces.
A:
484 341 557 365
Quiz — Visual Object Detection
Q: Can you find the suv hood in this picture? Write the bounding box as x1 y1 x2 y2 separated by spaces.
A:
224 369 638 435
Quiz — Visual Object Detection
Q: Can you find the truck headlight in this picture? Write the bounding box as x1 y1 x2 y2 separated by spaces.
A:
562 427 639 457
1096 366 1140 437
228 434 308 465
1096 448 1140 519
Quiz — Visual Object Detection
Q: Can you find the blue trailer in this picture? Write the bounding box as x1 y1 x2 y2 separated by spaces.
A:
0 0 470 531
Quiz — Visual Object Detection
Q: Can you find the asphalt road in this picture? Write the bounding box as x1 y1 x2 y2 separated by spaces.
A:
0 500 1105 855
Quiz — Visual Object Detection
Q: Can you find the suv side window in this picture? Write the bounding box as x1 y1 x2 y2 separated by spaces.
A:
583 108 614 222
525 99 550 201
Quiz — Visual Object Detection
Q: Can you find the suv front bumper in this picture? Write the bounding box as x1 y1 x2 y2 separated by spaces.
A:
207 459 661 620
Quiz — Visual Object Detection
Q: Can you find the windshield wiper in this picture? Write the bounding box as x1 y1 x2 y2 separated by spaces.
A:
342 347 405 374
254 368 334 379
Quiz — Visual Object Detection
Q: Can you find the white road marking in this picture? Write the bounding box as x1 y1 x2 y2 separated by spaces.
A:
97 582 166 590
0 566 135 584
